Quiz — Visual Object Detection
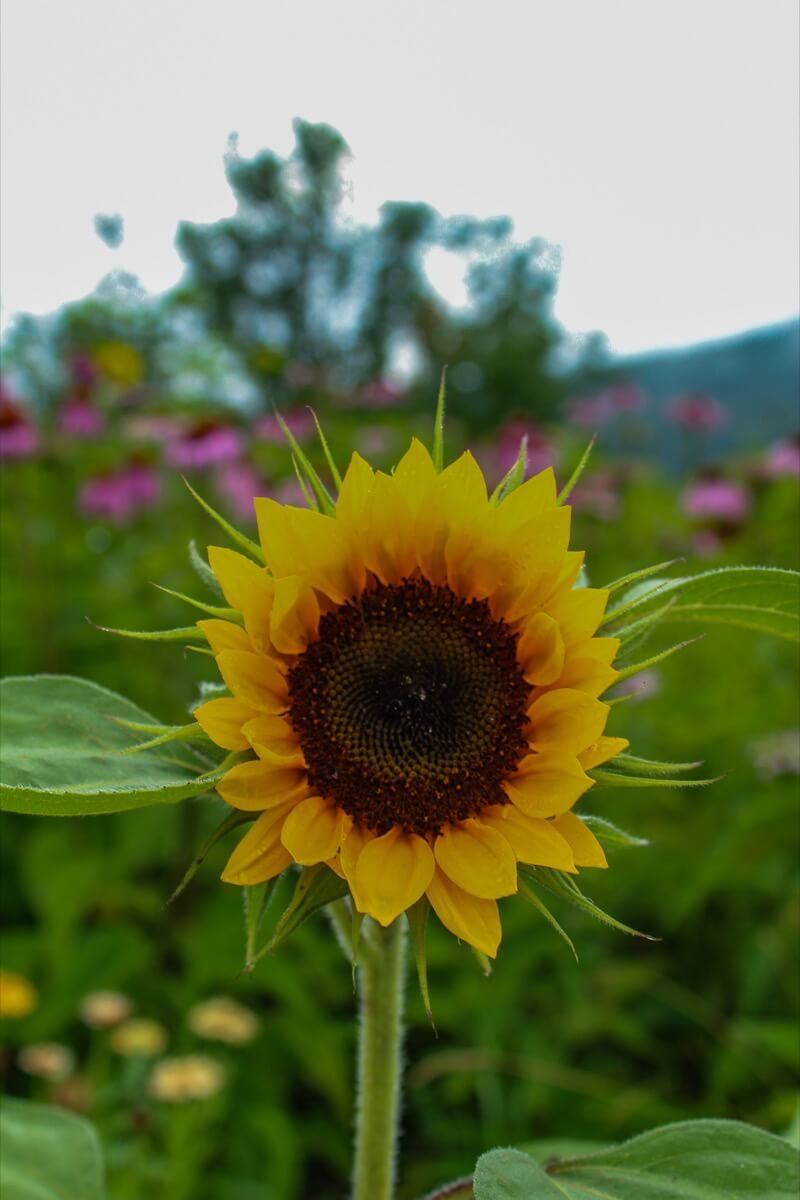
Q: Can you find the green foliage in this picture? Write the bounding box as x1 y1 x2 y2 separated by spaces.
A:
0 676 220 816
472 1120 800 1199
0 1098 105 1200
609 567 800 642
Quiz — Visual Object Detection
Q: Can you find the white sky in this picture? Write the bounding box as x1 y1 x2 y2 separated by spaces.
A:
1 0 798 354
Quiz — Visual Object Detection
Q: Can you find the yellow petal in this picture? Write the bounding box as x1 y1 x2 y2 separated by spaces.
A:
578 736 630 770
269 576 320 655
354 828 435 925
365 473 416 583
480 806 576 872
426 868 501 958
516 612 565 685
391 438 438 512
339 823 374 910
197 619 252 654
503 752 594 817
551 811 608 868
215 650 288 714
194 697 257 750
546 587 609 645
434 818 518 899
207 546 272 615
336 452 374 531
221 803 295 885
281 795 350 864
495 466 557 535
217 761 309 811
241 714 304 765
528 689 609 754
256 501 364 603
547 636 620 696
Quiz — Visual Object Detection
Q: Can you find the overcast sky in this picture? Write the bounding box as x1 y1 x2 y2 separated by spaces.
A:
1 0 798 353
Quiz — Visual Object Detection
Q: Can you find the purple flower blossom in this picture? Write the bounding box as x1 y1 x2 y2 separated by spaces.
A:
0 397 39 459
166 422 243 470
78 461 160 524
214 461 265 522
495 419 557 479
764 435 800 479
666 392 728 432
570 471 622 521
681 476 750 523
58 399 105 439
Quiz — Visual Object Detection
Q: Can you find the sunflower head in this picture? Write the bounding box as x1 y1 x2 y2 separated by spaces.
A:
195 438 628 958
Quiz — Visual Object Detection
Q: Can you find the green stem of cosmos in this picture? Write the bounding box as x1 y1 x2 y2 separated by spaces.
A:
352 916 407 1200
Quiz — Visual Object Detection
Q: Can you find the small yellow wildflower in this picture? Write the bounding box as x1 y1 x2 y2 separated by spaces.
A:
80 990 132 1029
18 1042 75 1081
148 1055 225 1102
188 996 260 1045
0 969 38 1019
110 1018 168 1058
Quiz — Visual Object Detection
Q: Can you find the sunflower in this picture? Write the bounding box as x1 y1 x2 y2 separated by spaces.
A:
194 440 627 957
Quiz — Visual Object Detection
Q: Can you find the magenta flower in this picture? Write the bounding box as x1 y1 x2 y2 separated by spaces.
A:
764 435 800 479
213 461 266 522
495 419 557 479
681 476 750 523
69 353 99 391
565 394 613 428
666 392 728 432
254 409 314 445
78 461 160 524
0 397 39 459
166 422 243 470
58 398 105 439
607 384 645 414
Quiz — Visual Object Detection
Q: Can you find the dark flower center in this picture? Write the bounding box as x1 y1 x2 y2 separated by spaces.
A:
287 578 531 836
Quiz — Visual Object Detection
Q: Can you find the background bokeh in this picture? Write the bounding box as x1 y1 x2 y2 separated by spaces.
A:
1 108 799 1200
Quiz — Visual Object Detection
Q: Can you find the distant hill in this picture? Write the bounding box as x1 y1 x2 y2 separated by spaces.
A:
614 319 799 471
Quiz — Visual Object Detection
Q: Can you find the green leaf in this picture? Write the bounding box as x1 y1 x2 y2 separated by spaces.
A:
612 753 704 776
580 815 649 847
557 436 595 505
243 878 279 962
0 676 222 816
96 623 205 643
614 636 703 683
518 878 578 960
152 582 241 620
607 566 800 642
433 365 447 471
407 897 435 1028
310 407 343 491
520 866 656 940
590 767 720 789
248 864 349 966
168 808 254 903
274 409 336 515
603 559 682 595
473 1147 550 1198
538 1118 798 1199
0 1097 105 1200
189 538 223 595
183 477 265 561
490 436 528 504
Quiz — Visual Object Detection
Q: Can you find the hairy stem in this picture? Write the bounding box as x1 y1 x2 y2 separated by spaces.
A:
352 917 407 1200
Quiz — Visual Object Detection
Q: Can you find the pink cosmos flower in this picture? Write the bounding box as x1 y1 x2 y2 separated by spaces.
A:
254 409 315 445
166 422 243 470
0 397 39 459
214 462 266 522
666 392 728 432
495 419 557 479
681 476 750 523
764 435 800 479
78 461 160 523
58 398 105 438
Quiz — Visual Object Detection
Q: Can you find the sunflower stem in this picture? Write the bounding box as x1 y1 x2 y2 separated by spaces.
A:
352 917 406 1200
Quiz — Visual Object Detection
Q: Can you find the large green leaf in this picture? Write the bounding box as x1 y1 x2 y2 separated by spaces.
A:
0 1097 105 1200
0 675 222 816
606 567 800 642
472 1120 799 1199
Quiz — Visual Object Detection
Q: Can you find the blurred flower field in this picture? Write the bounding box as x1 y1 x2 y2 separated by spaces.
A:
0 122 798 1200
